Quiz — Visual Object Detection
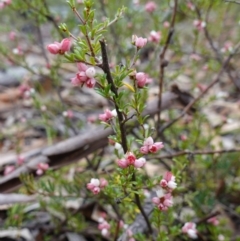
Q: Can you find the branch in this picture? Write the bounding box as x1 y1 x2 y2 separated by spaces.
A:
160 41 240 132
0 92 178 193
156 0 178 133
99 39 128 153
153 148 240 160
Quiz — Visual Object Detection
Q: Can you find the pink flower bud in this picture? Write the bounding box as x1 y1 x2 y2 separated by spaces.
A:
71 76 81 86
99 109 115 122
160 179 168 188
86 78 96 88
148 30 161 43
136 72 147 88
145 1 157 13
126 152 136 165
77 62 88 71
163 21 170 28
140 145 149 154
132 35 147 48
100 178 108 188
47 43 61 54
182 222 198 239
117 159 128 168
134 157 146 168
207 217 219 226
47 38 71 55
144 137 154 146
60 38 71 52
149 142 164 153
193 20 206 31
77 71 88 82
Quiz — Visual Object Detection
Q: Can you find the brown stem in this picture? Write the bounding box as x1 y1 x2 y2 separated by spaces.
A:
156 0 178 134
132 173 153 235
160 41 240 132
99 40 128 153
154 148 240 160
196 5 240 91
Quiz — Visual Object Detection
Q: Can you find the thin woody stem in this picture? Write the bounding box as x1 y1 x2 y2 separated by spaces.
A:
160 41 240 132
156 0 178 134
99 40 128 153
99 39 153 235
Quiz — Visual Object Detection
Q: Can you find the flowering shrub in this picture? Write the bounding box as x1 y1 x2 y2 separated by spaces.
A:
0 0 240 241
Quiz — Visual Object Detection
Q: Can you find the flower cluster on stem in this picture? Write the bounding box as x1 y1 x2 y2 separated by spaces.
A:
140 137 164 154
47 38 71 55
99 109 117 123
87 178 108 195
182 222 198 239
71 63 96 88
117 152 146 168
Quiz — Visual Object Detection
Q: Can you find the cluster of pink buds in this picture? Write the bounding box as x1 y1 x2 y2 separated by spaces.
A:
221 41 233 53
18 84 35 99
62 110 73 119
12 46 23 55
160 172 177 191
132 35 147 49
163 21 170 28
99 109 117 123
182 222 198 239
87 178 108 195
152 188 173 211
148 30 161 43
187 1 195 11
98 218 111 236
0 0 11 9
71 63 96 88
145 1 157 13
36 163 49 175
117 152 146 168
47 38 71 55
4 165 15 176
140 137 164 154
207 216 219 226
152 172 177 211
193 20 206 31
135 72 152 88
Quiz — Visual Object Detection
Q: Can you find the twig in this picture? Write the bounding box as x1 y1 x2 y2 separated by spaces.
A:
99 40 153 234
22 0 65 38
156 0 178 134
160 41 240 132
196 4 240 91
154 148 240 160
99 39 128 152
0 93 178 193
196 211 220 224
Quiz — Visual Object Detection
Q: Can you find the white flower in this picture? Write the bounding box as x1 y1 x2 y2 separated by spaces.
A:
156 188 165 198
168 180 177 189
114 142 122 150
111 109 117 117
90 178 100 186
86 67 96 78
187 229 198 239
101 228 108 236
